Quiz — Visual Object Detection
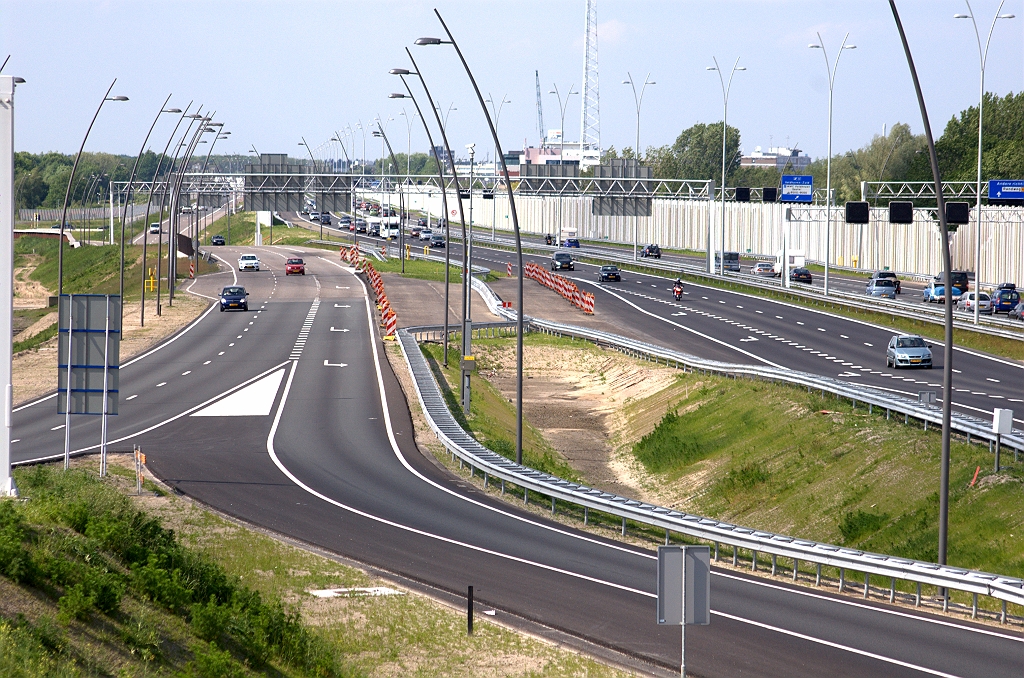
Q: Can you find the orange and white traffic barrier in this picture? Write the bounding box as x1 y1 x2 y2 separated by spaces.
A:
522 262 594 314
507 261 513 277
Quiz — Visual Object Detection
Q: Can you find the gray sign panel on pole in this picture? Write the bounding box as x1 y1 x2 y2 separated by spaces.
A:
57 294 120 415
657 545 711 625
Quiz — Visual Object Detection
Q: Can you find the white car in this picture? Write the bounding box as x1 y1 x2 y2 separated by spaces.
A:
419 229 433 241
238 254 260 271
148 223 160 234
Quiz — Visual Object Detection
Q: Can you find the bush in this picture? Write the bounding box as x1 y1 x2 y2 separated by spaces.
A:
84 571 124 615
839 510 890 545
132 556 191 613
185 640 245 678
190 597 230 642
57 583 93 624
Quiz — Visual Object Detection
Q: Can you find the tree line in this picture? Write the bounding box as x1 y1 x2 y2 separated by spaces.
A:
599 90 1024 203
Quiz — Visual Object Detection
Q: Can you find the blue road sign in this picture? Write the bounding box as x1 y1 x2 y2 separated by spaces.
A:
781 175 813 203
988 179 1024 200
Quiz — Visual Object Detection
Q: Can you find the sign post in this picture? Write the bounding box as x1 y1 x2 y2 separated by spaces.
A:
58 294 120 473
658 545 711 677
993 408 1013 470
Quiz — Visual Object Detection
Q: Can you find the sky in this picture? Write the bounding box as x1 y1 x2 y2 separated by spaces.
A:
2 0 1023 165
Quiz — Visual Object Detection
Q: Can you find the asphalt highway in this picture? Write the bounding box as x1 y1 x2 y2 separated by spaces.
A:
11 242 1023 676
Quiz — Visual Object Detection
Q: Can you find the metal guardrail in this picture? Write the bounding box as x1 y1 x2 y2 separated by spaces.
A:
463 232 1024 342
393 276 1024 617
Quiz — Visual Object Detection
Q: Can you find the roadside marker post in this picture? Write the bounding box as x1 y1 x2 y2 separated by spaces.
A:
658 545 710 677
507 261 513 277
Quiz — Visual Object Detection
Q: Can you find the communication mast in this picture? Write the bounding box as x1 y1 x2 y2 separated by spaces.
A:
579 0 601 165
535 70 546 147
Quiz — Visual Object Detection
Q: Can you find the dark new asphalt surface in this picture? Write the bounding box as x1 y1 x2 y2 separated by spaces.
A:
13 242 1023 676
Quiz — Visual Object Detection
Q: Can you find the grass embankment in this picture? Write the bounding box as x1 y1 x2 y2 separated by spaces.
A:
420 337 580 482
0 461 624 677
373 256 505 284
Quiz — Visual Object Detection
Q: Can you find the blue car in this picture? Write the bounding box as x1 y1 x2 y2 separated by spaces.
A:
562 238 580 248
220 286 249 312
992 284 1020 314
922 281 963 304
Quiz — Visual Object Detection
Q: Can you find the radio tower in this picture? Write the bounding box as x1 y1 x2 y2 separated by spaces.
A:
579 0 601 165
535 70 546 147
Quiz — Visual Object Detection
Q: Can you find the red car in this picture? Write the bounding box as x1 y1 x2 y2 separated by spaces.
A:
285 258 305 275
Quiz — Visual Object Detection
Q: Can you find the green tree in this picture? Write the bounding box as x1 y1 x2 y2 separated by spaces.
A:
933 91 1024 181
644 122 741 182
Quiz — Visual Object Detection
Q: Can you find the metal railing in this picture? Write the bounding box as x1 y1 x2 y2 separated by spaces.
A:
393 275 1024 620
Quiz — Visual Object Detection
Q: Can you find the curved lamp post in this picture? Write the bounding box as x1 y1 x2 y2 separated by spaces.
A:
57 80 128 297
888 0 956 583
331 131 357 245
706 57 744 276
417 10 526 465
389 64 458 368
955 1 1014 324
140 102 192 325
120 95 180 325
373 124 406 274
397 48 469 373
809 33 855 296
159 110 204 309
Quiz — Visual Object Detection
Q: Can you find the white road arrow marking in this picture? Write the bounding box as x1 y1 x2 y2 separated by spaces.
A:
336 286 350 289
740 336 759 342
324 360 348 367
335 304 350 308
330 327 349 332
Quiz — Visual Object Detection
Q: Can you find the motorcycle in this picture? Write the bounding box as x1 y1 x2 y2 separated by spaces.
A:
673 284 683 301
544 234 553 246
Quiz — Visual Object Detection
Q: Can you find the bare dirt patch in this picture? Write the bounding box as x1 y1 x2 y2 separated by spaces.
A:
13 255 52 309
476 342 679 500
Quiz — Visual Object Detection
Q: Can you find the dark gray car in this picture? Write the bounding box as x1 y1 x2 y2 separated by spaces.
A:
551 252 574 271
866 279 897 299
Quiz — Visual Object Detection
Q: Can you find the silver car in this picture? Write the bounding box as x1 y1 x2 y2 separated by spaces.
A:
866 279 897 299
955 291 992 315
886 335 933 369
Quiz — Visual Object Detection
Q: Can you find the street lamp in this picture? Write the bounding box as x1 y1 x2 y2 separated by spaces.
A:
398 108 418 177
955 1 1014 324
372 124 406 277
706 58 745 275
484 93 510 241
389 74 454 365
549 83 578 246
888 0 956 589
417 12 527 465
331 131 357 243
623 72 655 260
121 95 180 328
809 33 856 296
57 81 128 298
375 115 395 220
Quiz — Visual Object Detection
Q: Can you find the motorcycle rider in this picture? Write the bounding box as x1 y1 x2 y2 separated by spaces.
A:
673 278 683 301
545 233 553 246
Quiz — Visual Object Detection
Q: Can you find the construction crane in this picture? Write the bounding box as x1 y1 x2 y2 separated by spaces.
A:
535 70 545 147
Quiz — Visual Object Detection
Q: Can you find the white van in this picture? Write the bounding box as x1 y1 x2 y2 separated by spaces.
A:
380 225 400 239
774 249 805 276
149 223 161 234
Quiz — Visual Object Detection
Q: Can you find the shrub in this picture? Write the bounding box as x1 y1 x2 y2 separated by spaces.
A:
84 571 124 615
839 510 890 545
57 583 94 624
185 640 245 678
132 556 191 613
190 597 230 642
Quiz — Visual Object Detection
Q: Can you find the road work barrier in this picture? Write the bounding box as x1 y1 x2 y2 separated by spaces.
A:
360 260 396 340
397 275 1024 624
523 262 595 315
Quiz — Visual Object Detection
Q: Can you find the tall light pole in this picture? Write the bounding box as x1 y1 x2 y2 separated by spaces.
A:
888 0 956 583
331 131 357 243
463 142 476 415
417 10 527 465
299 137 319 233
706 58 744 276
399 108 417 177
57 80 129 297
809 33 856 296
375 115 394 223
389 72 454 366
549 83 578 246
623 72 655 260
955 1 1014 324
161 111 204 310
404 48 470 375
485 93 510 241
1 74 25 496
120 95 180 328
373 124 406 275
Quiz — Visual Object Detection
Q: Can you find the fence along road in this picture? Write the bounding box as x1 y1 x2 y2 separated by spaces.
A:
400 272 1024 612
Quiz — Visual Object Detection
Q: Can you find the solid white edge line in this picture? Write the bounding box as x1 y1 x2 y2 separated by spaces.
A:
580 280 785 368
14 360 292 464
711 610 964 678
264 356 650 598
316 256 652 561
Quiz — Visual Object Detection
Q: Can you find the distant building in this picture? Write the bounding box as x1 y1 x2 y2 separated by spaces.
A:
740 146 811 171
431 145 453 165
